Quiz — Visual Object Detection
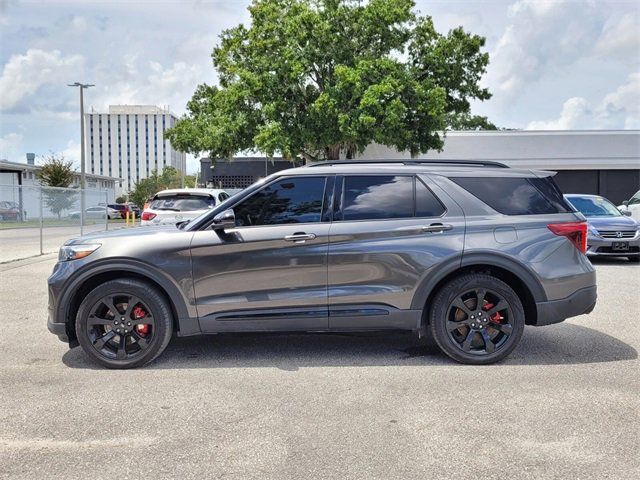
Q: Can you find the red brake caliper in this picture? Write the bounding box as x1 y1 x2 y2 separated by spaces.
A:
482 302 502 324
133 306 150 335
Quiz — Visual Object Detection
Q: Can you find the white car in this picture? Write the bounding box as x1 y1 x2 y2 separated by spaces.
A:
618 190 640 222
69 205 120 219
141 188 230 226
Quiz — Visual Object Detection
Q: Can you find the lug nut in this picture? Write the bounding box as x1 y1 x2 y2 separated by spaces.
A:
127 322 131 326
114 321 118 325
116 329 120 333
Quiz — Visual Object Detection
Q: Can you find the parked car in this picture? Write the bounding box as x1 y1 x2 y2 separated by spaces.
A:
48 160 597 369
0 201 21 221
107 203 133 219
565 194 640 262
140 188 230 226
69 206 120 220
618 190 640 222
126 202 141 218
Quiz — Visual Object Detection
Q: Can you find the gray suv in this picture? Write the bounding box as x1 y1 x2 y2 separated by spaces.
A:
48 160 597 368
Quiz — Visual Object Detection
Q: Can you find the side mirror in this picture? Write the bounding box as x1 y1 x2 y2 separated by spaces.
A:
621 210 632 217
212 209 235 230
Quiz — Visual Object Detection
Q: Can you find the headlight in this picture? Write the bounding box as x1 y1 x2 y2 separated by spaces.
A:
58 244 101 262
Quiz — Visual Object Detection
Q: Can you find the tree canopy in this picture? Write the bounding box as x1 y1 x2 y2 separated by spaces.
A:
36 153 75 187
167 0 492 161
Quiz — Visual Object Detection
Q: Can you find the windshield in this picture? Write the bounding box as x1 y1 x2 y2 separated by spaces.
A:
567 196 621 217
151 195 214 212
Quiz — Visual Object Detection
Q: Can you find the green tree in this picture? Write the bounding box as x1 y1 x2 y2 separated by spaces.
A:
128 166 196 208
36 153 78 219
36 153 75 187
115 195 127 204
167 0 492 161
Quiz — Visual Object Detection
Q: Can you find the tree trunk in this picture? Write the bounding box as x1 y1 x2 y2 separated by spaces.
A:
325 144 341 160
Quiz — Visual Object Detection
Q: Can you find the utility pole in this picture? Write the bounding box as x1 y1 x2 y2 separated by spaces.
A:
68 82 94 235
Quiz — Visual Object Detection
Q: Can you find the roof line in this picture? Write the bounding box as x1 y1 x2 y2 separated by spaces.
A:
306 159 509 168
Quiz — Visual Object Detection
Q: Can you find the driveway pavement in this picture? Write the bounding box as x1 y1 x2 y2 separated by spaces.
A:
0 257 638 479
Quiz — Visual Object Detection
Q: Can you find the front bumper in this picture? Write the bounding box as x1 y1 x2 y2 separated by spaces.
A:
535 285 597 326
586 234 640 257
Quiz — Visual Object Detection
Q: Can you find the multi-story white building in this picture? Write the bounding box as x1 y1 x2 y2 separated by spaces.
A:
84 105 186 195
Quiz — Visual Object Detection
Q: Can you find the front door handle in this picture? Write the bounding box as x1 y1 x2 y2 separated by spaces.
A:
284 233 317 242
421 223 453 233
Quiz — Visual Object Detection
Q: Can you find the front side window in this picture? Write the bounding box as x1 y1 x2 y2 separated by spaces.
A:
342 176 414 220
234 176 326 226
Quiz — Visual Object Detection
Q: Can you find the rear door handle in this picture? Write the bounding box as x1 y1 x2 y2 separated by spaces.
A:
421 223 453 233
284 233 317 242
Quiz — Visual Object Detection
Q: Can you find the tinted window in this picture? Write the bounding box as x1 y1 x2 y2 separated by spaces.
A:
235 177 326 226
151 195 214 212
529 177 572 213
416 178 445 217
451 177 567 215
342 176 413 220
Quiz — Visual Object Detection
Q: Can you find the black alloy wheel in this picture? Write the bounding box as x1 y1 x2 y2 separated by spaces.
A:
76 279 173 369
429 274 525 364
86 294 155 360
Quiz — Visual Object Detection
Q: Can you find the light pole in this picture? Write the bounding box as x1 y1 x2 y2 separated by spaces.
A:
68 82 94 234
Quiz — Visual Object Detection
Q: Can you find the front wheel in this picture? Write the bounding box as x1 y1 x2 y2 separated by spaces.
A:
429 274 525 365
76 279 173 369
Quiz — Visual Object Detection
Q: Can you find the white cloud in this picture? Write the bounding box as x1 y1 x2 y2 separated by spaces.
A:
489 0 603 96
0 132 24 159
527 73 640 130
595 12 640 60
0 49 84 111
60 139 81 168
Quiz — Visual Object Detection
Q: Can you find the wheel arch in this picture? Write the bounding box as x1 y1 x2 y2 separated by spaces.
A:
412 252 546 327
59 261 198 345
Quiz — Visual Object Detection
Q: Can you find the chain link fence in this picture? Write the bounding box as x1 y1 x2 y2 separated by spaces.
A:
0 184 112 263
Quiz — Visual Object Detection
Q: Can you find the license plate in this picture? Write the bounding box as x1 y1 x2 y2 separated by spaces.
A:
612 242 629 251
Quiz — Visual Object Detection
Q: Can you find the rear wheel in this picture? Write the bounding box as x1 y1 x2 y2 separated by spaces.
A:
76 279 173 369
429 274 525 364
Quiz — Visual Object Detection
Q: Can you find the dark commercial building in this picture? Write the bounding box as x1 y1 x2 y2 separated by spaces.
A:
199 157 301 189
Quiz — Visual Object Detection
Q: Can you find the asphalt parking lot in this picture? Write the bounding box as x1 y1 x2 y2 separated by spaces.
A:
0 256 638 480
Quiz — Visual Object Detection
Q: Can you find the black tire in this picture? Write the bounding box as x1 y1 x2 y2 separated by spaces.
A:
76 278 173 369
629 256 640 263
429 274 525 365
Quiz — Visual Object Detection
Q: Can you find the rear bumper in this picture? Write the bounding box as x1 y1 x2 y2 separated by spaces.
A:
535 285 597 326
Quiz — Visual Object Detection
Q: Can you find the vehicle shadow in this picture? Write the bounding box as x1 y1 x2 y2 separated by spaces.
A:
62 323 637 370
589 257 639 266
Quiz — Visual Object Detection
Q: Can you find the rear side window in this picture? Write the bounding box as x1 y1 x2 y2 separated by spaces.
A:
342 176 413 220
450 177 571 215
151 195 215 212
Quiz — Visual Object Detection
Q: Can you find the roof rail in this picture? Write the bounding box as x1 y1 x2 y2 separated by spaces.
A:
306 159 509 168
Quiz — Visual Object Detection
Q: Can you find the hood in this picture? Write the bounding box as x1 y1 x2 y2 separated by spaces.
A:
587 215 639 230
64 225 182 245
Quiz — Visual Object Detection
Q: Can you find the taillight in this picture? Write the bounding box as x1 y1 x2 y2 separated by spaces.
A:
141 211 156 221
547 222 587 254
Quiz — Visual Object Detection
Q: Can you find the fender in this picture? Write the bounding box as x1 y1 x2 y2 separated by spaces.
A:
409 250 547 310
56 258 200 336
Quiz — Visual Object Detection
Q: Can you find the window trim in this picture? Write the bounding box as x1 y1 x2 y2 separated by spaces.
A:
228 174 331 229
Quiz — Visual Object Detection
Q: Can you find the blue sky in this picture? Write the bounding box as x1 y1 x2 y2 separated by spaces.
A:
0 0 638 173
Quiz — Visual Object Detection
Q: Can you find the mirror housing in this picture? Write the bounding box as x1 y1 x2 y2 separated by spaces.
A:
621 209 632 217
212 209 235 230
